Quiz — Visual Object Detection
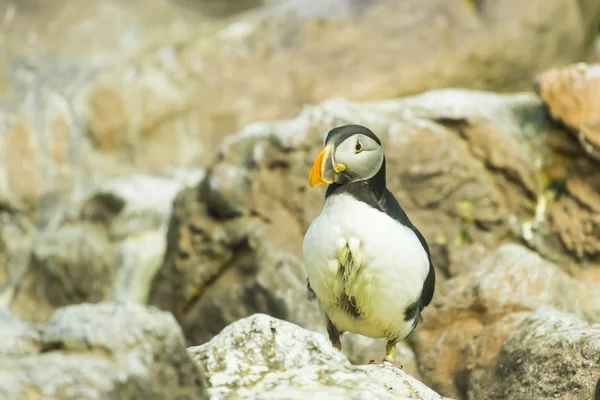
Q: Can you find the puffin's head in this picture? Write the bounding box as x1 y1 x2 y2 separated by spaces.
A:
309 124 384 187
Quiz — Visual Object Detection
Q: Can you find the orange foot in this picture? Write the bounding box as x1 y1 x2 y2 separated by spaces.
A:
365 360 404 369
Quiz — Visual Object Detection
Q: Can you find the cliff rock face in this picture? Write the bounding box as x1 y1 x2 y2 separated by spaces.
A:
149 89 553 361
148 86 600 399
2 3 600 397
2 0 599 214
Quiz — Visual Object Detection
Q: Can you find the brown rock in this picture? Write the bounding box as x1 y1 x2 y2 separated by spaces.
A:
458 312 531 398
148 90 554 364
84 88 129 151
471 309 600 400
0 0 211 214
179 0 600 128
409 243 590 398
0 61 11 98
2 0 599 217
536 157 600 269
535 62 600 160
48 116 71 167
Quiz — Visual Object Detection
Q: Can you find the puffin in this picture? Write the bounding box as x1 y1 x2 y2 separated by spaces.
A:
302 124 435 365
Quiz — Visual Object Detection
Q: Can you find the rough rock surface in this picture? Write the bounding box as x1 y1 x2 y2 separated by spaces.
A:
9 223 118 322
547 158 600 266
409 243 597 398
0 302 208 400
536 62 600 160
0 0 211 216
472 309 600 400
2 0 599 215
0 201 36 309
188 313 447 400
531 63 600 279
3 171 203 323
536 64 600 278
0 309 41 358
149 89 557 361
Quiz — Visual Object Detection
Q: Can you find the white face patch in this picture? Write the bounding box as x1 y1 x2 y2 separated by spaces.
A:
333 134 384 182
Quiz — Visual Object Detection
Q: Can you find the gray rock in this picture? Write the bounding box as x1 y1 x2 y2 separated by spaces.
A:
80 172 204 304
202 163 250 219
9 223 118 322
0 308 40 358
188 313 447 400
0 302 208 400
5 171 205 322
79 173 205 304
0 202 35 308
78 173 200 237
471 309 600 400
410 243 594 398
32 224 118 305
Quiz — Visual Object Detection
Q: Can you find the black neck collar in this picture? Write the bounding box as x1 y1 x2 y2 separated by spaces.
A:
325 157 387 205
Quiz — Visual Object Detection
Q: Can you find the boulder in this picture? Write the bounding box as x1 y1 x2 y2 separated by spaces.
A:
9 223 118 322
7 172 203 323
471 309 600 400
532 63 600 278
78 172 205 304
188 313 448 400
409 243 596 398
0 302 208 400
3 0 600 216
149 89 557 364
536 63 600 161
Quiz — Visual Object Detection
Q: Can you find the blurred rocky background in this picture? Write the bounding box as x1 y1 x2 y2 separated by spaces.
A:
1 0 600 399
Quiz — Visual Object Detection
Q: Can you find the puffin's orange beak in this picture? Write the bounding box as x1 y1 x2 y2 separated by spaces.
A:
309 147 333 187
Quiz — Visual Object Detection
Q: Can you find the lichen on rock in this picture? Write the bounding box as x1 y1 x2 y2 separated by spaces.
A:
189 313 448 400
410 243 595 398
472 309 600 400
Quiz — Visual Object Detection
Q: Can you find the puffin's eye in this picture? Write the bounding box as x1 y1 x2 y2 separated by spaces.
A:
355 142 362 153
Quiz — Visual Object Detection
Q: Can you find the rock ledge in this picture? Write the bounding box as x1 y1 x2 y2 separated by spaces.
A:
189 313 449 400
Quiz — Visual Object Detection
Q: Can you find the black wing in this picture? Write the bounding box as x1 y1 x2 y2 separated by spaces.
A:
381 190 435 308
306 278 317 301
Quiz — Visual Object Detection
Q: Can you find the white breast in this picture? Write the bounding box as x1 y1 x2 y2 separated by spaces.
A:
303 194 429 340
